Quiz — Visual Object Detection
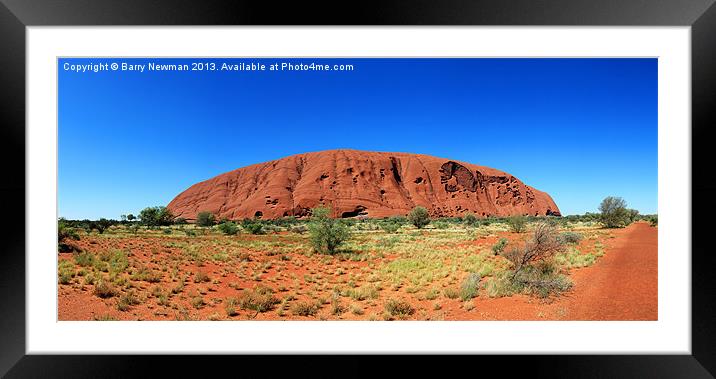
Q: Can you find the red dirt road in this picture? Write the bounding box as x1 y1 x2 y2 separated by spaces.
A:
566 222 658 320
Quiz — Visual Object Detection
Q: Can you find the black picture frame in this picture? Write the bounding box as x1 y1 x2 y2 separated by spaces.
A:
2 0 715 377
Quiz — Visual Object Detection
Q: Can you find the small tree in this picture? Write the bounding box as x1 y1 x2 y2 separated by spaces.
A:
598 196 629 228
241 219 265 235
196 211 216 227
95 218 113 234
58 218 80 252
139 206 175 227
408 206 431 229
506 215 527 233
126 214 136 222
626 209 640 225
308 207 351 254
217 221 239 235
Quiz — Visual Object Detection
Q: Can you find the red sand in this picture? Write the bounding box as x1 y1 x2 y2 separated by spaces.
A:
58 223 657 321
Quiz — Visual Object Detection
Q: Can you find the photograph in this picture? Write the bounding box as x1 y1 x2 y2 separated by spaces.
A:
57 57 657 321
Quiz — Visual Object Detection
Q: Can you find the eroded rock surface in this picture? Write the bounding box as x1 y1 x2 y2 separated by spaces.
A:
167 149 560 220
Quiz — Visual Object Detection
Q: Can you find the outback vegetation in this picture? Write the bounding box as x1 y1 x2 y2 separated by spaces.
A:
57 198 656 321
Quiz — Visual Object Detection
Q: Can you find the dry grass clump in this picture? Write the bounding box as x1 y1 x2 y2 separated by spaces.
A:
384 299 415 320
117 290 141 311
443 287 459 299
93 279 117 298
238 285 280 313
291 301 319 316
225 297 239 316
58 260 76 285
459 273 481 301
193 270 210 283
131 265 162 283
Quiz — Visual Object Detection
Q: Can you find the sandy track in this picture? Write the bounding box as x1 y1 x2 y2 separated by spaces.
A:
565 222 658 320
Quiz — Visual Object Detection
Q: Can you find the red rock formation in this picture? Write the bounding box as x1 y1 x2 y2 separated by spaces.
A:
167 149 560 221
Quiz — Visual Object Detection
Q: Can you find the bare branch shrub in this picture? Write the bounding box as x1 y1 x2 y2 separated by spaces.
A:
503 221 565 277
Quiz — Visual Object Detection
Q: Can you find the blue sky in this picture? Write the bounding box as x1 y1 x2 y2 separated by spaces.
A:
58 58 657 219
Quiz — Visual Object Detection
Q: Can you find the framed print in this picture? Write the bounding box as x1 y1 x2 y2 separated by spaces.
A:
2 0 716 377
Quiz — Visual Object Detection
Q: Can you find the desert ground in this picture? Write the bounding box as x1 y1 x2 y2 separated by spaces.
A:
57 219 657 321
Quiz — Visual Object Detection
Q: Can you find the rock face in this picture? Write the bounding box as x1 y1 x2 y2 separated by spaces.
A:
167 149 561 221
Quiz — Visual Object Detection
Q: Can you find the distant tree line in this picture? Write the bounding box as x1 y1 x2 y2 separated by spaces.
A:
58 196 656 238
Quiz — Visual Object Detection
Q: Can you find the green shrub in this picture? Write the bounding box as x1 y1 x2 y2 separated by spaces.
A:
58 260 75 284
384 299 415 319
625 209 639 225
484 263 572 299
510 264 572 298
379 221 401 234
58 218 80 252
599 196 630 228
242 219 266 235
506 215 527 233
217 221 239 235
648 215 658 227
74 251 95 267
460 273 481 301
463 212 478 226
196 211 216 227
491 238 508 255
558 232 582 245
107 250 129 276
93 218 113 234
308 207 351 254
408 206 431 229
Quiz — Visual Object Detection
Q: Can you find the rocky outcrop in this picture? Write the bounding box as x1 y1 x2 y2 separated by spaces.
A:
167 149 560 220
